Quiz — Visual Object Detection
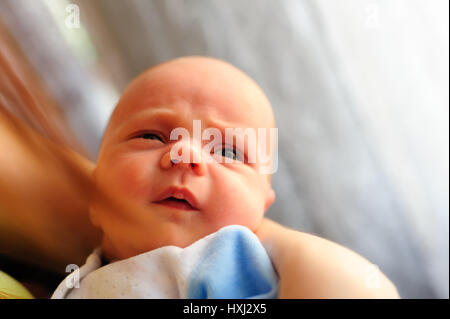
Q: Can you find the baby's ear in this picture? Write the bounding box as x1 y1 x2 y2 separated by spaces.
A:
264 187 276 212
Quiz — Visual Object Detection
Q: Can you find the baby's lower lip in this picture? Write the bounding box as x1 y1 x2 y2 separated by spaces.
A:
154 198 198 211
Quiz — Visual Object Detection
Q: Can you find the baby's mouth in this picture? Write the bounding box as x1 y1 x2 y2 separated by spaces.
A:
154 186 200 211
155 197 198 211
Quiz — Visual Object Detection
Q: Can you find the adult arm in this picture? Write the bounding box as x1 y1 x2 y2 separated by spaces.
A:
255 218 400 298
0 112 102 273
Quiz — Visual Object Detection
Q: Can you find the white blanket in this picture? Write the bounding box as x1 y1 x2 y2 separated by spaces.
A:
52 225 279 299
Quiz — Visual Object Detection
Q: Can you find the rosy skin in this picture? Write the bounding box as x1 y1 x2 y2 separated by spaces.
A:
90 57 276 262
89 57 400 298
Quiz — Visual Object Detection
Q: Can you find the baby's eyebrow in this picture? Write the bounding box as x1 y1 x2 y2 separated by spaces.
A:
115 107 256 147
129 108 178 121
206 118 240 131
117 108 178 131
120 107 243 132
114 108 177 136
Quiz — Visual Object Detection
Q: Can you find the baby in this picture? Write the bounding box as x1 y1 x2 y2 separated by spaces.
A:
52 57 399 299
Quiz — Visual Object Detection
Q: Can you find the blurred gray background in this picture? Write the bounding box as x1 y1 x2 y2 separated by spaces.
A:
0 0 448 298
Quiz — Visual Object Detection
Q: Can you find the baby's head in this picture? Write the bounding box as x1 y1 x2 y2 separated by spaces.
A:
90 57 276 261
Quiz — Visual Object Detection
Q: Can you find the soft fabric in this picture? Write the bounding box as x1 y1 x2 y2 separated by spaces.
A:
51 225 278 299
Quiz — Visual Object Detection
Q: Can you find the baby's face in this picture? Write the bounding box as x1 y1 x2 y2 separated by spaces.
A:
91 57 276 261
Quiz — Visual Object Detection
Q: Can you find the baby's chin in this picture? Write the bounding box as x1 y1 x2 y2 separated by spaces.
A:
101 220 261 262
100 229 206 262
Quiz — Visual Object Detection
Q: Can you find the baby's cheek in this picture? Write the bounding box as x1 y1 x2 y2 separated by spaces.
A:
99 153 156 200
208 170 265 229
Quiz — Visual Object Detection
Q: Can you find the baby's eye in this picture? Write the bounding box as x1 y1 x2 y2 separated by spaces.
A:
221 148 237 160
213 146 243 162
136 133 164 142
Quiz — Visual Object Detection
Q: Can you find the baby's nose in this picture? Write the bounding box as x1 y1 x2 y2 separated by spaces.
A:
160 139 206 175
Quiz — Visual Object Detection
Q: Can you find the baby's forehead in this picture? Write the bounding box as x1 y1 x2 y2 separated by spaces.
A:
107 59 275 134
